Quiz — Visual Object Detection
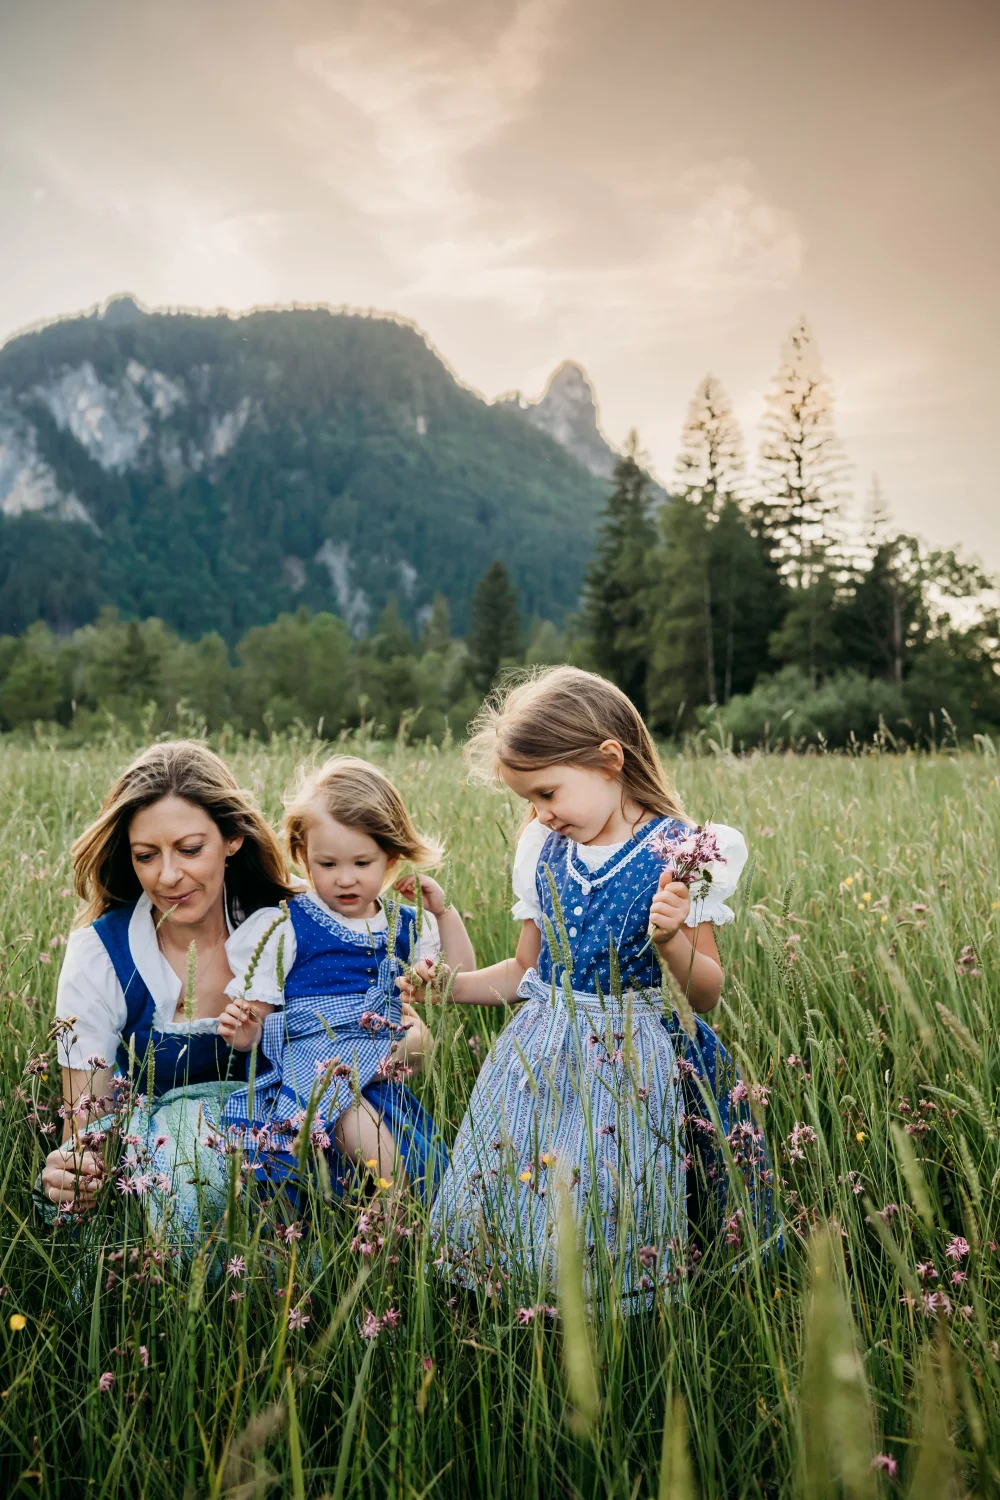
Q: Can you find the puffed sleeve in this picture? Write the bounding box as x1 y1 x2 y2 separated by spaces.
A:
511 819 551 924
55 927 127 1070
685 824 749 928
224 906 297 1005
413 910 442 963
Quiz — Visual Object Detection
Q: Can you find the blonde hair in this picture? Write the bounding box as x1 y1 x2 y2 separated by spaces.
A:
72 741 295 926
465 666 685 824
285 756 443 878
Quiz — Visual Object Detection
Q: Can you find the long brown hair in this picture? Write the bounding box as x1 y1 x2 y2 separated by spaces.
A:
284 756 443 881
465 666 686 824
72 741 295 926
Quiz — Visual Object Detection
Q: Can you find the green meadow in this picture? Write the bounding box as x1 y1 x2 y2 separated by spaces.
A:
1 734 998 1498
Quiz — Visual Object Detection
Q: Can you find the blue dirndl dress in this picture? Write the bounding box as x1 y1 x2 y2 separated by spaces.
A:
44 903 248 1245
431 818 774 1307
221 893 444 1202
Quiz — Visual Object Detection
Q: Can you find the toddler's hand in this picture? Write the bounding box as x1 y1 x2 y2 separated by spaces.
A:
394 872 447 917
649 871 691 946
396 956 440 1003
218 999 264 1051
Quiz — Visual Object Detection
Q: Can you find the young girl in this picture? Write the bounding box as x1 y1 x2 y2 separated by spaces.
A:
402 667 771 1306
219 756 474 1200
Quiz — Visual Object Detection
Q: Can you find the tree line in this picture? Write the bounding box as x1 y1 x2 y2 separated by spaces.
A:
0 566 551 742
580 319 1000 747
1 316 996 748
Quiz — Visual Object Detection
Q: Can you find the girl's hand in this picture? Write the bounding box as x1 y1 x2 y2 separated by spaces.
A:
649 871 692 946
41 1141 105 1211
396 956 440 1003
218 999 264 1051
394 873 448 917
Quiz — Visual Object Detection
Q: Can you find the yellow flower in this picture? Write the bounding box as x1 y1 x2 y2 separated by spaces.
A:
540 1153 555 1167
365 1158 378 1170
856 1131 866 1142
8 1314 26 1332
844 876 854 888
862 892 872 902
881 915 888 924
857 902 865 910
518 1169 532 1182
376 1177 393 1191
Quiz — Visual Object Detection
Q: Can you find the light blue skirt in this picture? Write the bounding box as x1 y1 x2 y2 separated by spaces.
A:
39 1080 240 1249
431 971 686 1309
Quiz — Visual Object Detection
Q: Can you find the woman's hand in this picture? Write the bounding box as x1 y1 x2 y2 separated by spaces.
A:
41 1140 105 1211
218 999 264 1051
396 956 441 1004
394 873 448 917
649 871 692 947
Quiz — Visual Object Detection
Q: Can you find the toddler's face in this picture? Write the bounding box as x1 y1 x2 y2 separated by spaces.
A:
302 808 393 919
501 761 623 845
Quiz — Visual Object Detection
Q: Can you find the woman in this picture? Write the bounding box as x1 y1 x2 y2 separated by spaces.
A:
40 741 296 1242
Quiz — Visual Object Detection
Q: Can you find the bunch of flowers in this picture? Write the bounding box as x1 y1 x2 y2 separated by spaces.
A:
649 823 726 901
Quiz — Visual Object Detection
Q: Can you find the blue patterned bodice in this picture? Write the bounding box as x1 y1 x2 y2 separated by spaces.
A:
93 904 248 1097
533 816 686 996
284 892 418 1009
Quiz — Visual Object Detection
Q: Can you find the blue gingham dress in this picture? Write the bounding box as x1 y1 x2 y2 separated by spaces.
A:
431 818 771 1308
222 893 418 1149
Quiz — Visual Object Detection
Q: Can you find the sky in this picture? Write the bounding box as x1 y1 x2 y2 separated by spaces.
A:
2 0 998 564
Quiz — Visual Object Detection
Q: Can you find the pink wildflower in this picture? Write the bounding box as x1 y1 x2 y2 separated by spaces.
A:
945 1236 969 1261
99 1372 114 1393
915 1261 937 1281
226 1256 247 1278
649 823 725 895
870 1454 898 1480
139 1345 149 1368
288 1307 310 1332
381 1307 401 1330
360 1310 382 1341
517 1307 537 1325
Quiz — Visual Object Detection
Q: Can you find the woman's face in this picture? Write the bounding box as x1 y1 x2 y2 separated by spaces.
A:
128 795 242 926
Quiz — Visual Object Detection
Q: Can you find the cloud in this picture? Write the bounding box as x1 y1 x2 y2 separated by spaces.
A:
298 0 563 229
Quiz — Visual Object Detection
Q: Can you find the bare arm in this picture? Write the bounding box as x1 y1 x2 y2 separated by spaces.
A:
435 904 476 975
650 875 725 1012
40 1063 116 1209
655 921 724 1012
400 921 541 1007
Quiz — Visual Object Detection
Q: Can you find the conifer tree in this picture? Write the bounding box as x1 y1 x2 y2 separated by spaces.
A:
467 561 523 693
420 593 451 654
581 433 658 712
667 376 749 704
758 318 850 586
758 318 851 683
674 375 746 512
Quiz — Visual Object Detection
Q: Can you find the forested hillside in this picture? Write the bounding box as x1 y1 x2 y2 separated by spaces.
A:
0 298 609 639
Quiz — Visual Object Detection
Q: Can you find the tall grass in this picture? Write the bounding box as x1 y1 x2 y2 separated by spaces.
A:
0 732 998 1497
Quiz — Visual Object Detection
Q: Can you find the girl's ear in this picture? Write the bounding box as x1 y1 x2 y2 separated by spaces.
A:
598 739 625 777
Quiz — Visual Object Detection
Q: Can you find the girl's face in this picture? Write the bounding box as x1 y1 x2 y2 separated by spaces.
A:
302 806 393 919
128 795 241 926
501 759 626 845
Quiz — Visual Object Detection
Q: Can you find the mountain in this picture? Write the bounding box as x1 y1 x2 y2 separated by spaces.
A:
0 299 612 640
496 361 620 480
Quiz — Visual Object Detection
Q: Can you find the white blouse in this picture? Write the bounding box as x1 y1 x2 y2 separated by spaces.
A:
510 819 749 928
223 890 442 1005
55 890 443 1071
55 892 244 1071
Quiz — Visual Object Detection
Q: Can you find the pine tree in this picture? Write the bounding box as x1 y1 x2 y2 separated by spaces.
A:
670 376 748 704
420 593 451 654
758 318 850 587
674 375 746 512
758 318 851 683
581 433 659 712
467 561 523 693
